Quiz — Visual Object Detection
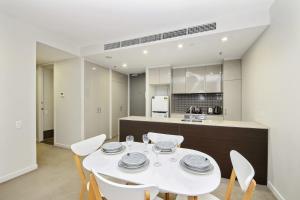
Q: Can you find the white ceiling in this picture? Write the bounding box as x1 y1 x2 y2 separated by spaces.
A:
86 26 267 74
0 0 273 47
36 43 75 65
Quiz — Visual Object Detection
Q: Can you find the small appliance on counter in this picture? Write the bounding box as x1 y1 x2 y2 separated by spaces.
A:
151 96 169 118
213 106 222 115
207 107 214 114
186 106 202 114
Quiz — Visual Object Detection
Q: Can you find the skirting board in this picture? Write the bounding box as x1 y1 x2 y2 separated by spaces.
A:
54 142 71 149
0 164 38 183
267 181 286 200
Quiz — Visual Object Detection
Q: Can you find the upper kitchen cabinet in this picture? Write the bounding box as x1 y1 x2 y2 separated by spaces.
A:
148 67 171 85
172 68 186 94
186 67 206 93
205 65 222 93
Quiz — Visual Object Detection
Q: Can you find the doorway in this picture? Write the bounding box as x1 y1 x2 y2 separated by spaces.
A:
130 73 146 116
36 65 54 145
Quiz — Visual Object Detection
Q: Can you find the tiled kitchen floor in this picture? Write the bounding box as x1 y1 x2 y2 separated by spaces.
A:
0 140 276 200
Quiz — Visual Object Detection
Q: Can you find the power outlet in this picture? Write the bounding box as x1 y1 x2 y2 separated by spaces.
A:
16 120 23 129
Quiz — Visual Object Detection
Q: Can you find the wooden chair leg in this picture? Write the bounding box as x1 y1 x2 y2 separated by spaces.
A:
80 184 86 200
165 193 170 200
188 196 198 200
145 191 150 200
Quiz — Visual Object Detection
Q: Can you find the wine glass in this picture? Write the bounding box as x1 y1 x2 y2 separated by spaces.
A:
126 135 134 152
170 139 178 162
142 134 149 153
153 146 161 167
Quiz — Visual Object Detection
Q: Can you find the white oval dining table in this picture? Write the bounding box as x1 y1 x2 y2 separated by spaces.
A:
83 142 221 199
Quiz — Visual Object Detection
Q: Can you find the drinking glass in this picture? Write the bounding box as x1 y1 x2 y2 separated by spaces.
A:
142 134 149 153
170 139 178 162
126 135 134 152
153 146 161 167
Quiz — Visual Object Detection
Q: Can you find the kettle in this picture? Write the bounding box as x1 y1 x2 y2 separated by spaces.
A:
213 106 222 114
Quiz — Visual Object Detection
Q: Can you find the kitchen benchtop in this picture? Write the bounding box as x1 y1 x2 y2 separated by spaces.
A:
120 116 268 130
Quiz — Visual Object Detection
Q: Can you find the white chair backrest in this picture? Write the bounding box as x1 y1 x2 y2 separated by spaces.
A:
71 134 106 156
92 170 159 200
230 150 255 192
148 132 184 145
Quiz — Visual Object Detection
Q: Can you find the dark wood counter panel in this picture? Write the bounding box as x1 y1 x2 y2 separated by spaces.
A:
119 119 268 185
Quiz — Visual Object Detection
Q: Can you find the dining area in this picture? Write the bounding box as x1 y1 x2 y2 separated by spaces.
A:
71 133 257 200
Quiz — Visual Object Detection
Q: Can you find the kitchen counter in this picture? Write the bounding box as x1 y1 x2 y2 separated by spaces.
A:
120 116 268 130
119 117 268 184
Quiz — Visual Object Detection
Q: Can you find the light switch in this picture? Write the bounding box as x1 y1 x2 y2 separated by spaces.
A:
16 120 23 129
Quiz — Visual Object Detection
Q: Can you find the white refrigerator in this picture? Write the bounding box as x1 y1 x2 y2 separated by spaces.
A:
151 96 169 118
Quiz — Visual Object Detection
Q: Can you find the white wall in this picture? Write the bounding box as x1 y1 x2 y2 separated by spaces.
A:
241 1 300 199
0 12 79 183
54 58 83 148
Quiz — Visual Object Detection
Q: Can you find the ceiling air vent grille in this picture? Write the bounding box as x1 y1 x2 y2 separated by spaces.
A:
104 42 121 50
121 38 140 47
162 29 187 39
188 22 216 34
140 34 162 43
103 22 216 50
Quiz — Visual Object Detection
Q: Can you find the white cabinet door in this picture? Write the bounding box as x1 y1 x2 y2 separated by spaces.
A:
148 68 160 84
205 65 222 93
159 67 171 84
223 60 241 81
223 80 242 121
186 67 206 93
172 68 186 94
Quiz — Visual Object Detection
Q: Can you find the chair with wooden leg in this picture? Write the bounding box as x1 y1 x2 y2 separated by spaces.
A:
89 169 163 200
176 150 257 200
71 134 106 200
148 132 184 200
147 132 184 147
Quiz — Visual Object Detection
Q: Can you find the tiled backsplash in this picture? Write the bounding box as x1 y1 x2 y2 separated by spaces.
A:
172 93 223 113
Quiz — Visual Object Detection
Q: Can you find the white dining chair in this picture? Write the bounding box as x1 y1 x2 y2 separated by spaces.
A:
71 134 106 200
147 132 184 147
176 150 256 200
89 169 163 200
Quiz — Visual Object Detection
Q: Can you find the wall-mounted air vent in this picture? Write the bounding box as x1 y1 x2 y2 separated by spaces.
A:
103 22 216 50
188 23 216 34
121 38 140 47
140 34 161 43
162 29 187 39
104 42 121 50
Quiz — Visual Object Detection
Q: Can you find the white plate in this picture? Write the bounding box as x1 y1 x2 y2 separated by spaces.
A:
101 145 126 155
180 159 214 175
152 145 175 154
121 152 147 166
182 154 211 169
155 141 176 150
102 142 122 151
118 159 150 172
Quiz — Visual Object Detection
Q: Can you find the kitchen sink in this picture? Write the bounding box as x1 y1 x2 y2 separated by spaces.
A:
181 119 203 122
181 113 207 123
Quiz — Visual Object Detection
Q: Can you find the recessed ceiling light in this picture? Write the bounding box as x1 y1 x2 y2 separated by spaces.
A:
221 37 228 42
122 63 127 68
178 44 183 49
143 50 148 54
92 67 97 70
